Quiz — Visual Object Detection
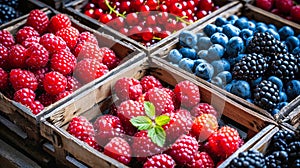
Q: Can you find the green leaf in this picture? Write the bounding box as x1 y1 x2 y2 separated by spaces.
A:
147 126 166 147
130 116 152 130
155 115 170 126
144 101 155 119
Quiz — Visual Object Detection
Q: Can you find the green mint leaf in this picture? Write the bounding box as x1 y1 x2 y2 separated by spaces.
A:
147 126 166 147
130 116 152 130
155 115 170 126
144 101 155 119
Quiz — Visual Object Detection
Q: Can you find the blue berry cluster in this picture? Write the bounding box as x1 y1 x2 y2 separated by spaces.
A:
167 15 300 115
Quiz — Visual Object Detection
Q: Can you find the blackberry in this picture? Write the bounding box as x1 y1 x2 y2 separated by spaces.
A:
232 53 268 81
247 32 287 56
228 150 266 168
0 0 19 6
292 159 300 168
265 151 289 168
0 4 18 23
270 130 296 152
287 141 300 161
253 80 280 112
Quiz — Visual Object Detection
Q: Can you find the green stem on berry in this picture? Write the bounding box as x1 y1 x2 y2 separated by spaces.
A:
105 0 126 18
153 36 162 41
176 16 191 25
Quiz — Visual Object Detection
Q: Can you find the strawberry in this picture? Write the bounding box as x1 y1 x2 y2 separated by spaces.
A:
13 88 35 107
0 30 15 49
167 134 199 166
48 14 71 33
43 71 67 95
22 36 40 48
26 9 49 34
55 90 72 101
39 33 67 54
191 114 218 142
25 44 49 69
188 151 214 168
206 126 241 158
104 137 131 165
255 0 274 11
100 47 120 70
0 68 8 90
33 67 50 90
143 154 176 168
8 44 27 68
114 77 143 101
28 100 44 115
174 80 200 109
84 136 102 152
74 58 109 84
9 69 38 91
0 44 9 70
37 92 55 107
77 31 98 45
67 116 95 141
190 103 219 118
291 5 300 23
66 76 82 92
140 75 163 93
16 26 40 44
275 0 293 14
50 49 76 76
145 88 174 115
94 115 125 146
75 42 104 62
56 26 80 50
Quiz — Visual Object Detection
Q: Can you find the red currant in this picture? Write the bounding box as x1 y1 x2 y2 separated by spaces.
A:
126 13 139 25
99 13 113 24
198 0 214 12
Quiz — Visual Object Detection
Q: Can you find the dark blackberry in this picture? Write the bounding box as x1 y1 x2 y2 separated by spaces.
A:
270 130 296 152
232 53 268 81
287 141 300 161
269 53 298 82
0 0 19 6
228 149 266 168
253 80 280 112
292 159 300 168
265 151 289 168
0 4 18 23
247 32 287 56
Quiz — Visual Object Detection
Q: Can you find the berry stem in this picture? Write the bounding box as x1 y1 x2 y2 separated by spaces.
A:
176 16 191 25
104 0 126 18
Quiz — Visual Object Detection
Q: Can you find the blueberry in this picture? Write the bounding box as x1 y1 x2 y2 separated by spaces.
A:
193 59 207 71
210 32 228 47
267 29 280 40
278 26 294 41
239 29 253 41
203 24 217 37
277 102 289 110
179 58 194 73
250 77 263 88
168 49 183 64
268 24 277 31
196 32 205 38
198 50 208 60
227 15 239 21
179 30 197 48
246 99 254 103
225 83 233 92
256 22 267 28
196 36 213 50
226 36 245 57
206 44 225 62
279 91 288 102
215 17 228 27
255 25 268 33
211 76 224 88
292 47 300 55
222 24 240 38
286 36 300 51
271 109 280 116
230 80 251 99
216 27 223 33
216 71 232 84
234 18 249 29
195 62 214 80
268 76 283 91
179 47 197 60
286 80 300 101
248 21 256 31
211 59 230 75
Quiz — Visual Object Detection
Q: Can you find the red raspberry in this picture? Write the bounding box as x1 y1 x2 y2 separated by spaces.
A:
8 44 27 68
48 14 71 33
74 59 109 84
275 0 293 14
13 88 36 107
188 152 214 168
206 126 241 158
66 76 82 92
143 154 176 168
0 45 9 70
75 42 104 62
291 5 300 23
191 114 218 142
33 67 50 90
0 30 15 49
26 9 49 34
104 137 131 165
100 47 120 70
55 90 72 101
0 68 8 90
50 50 76 76
255 0 274 11
25 44 49 69
22 36 40 48
140 75 163 93
77 31 98 45
67 116 95 141
28 100 44 115
9 69 38 91
43 71 67 95
37 92 55 107
94 115 125 146
114 77 143 101
190 103 219 118
56 26 79 50
16 26 40 44
84 136 102 152
167 134 199 166
40 33 67 54
161 87 177 106
145 88 174 115
174 80 200 109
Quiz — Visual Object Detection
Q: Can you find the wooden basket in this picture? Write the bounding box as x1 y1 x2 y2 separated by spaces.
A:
40 57 277 167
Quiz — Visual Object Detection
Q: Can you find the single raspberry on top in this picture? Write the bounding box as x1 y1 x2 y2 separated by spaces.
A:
26 9 49 34
56 26 80 50
16 26 40 44
43 71 67 95
0 67 8 90
100 47 120 70
104 137 132 165
8 44 27 68
143 154 176 168
114 77 143 101
25 44 49 69
9 69 38 91
39 33 67 54
0 30 15 49
145 87 174 115
174 80 200 109
50 49 76 76
140 75 163 93
48 13 71 33
13 88 36 107
67 116 95 141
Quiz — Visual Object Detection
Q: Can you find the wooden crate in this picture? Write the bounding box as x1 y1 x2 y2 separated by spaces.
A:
40 57 277 167
0 8 145 145
63 0 240 55
38 0 73 10
150 3 300 125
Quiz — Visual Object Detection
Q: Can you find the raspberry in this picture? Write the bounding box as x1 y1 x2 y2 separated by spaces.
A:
255 0 274 11
174 80 200 109
143 154 176 168
104 137 131 165
40 33 67 54
0 68 8 90
74 59 109 84
66 76 81 92
189 152 214 168
13 88 36 107
48 14 71 33
145 88 174 115
94 115 125 146
26 9 49 34
114 77 143 101
8 44 27 68
16 26 40 44
291 5 300 23
167 134 199 166
67 116 95 141
140 75 163 93
191 103 219 118
50 50 76 76
0 44 9 69
100 47 120 70
43 71 67 95
55 90 72 101
56 26 79 50
22 36 40 48
28 100 44 115
33 67 50 90
37 92 55 107
77 31 98 45
25 44 49 69
191 114 218 142
161 87 176 106
275 0 293 14
75 42 104 62
9 69 38 91
84 136 102 152
0 30 15 49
